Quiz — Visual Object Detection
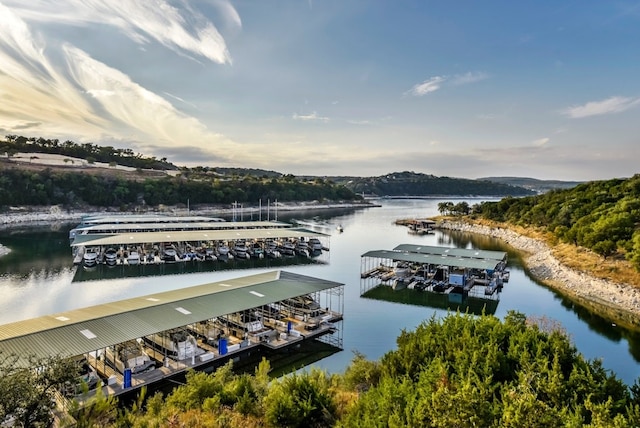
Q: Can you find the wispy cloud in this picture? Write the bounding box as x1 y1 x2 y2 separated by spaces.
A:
562 96 640 118
407 71 488 96
450 71 489 85
292 112 330 122
2 0 236 64
532 137 550 147
0 4 107 135
407 76 445 96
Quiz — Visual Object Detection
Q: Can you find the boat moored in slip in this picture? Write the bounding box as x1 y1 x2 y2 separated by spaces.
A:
231 241 250 260
307 237 323 254
162 244 179 263
82 247 100 268
248 241 265 259
127 250 141 265
104 247 118 266
70 214 330 267
104 340 156 374
264 240 281 258
279 240 296 257
295 239 310 258
143 329 204 361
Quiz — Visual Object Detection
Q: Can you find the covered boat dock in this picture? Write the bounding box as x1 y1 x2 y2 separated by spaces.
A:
0 270 344 401
360 245 509 306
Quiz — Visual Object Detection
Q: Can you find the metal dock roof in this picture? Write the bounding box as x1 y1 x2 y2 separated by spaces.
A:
361 249 502 270
76 214 228 225
0 270 343 366
72 220 292 234
392 244 507 261
71 227 327 247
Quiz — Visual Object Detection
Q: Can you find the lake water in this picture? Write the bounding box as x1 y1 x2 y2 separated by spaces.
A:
1 198 639 385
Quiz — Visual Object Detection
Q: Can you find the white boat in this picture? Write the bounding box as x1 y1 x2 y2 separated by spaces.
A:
336 224 344 232
307 237 323 253
279 295 322 318
279 240 296 256
127 250 141 265
248 242 265 259
105 340 155 374
265 240 281 258
143 330 200 360
216 243 230 257
231 242 250 259
204 248 217 261
216 311 270 336
104 247 117 266
295 239 310 257
82 247 100 268
163 245 178 263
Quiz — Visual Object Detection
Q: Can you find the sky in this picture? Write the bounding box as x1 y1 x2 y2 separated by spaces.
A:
1 1 639 181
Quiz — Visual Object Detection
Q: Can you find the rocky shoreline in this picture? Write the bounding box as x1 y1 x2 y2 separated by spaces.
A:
437 220 640 322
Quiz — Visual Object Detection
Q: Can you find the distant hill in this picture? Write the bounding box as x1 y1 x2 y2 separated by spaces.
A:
212 167 282 178
479 176 583 193
331 171 535 197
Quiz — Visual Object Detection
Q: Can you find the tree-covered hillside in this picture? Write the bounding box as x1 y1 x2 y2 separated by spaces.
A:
0 166 359 209
8 312 639 427
480 176 583 193
471 175 640 268
337 171 535 197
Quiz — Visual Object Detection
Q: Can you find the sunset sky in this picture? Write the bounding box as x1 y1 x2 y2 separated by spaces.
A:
1 1 639 180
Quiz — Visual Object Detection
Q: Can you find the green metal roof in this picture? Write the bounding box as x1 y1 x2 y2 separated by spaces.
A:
361 249 502 270
71 227 327 247
392 244 507 261
0 270 343 366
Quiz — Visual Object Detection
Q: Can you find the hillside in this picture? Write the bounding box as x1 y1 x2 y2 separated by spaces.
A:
334 171 535 197
479 176 583 193
471 175 640 270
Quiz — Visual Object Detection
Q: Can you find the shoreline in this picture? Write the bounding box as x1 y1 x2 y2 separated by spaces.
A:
0 201 376 224
436 219 640 326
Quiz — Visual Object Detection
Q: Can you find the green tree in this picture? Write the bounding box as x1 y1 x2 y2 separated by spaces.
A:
264 368 337 428
0 353 79 427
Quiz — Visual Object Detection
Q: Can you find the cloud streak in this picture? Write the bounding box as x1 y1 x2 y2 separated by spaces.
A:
407 76 445 96
562 96 640 118
292 112 330 122
407 72 488 96
2 0 236 64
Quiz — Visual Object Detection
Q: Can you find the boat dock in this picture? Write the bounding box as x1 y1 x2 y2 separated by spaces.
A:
360 244 509 305
0 270 344 404
71 217 331 268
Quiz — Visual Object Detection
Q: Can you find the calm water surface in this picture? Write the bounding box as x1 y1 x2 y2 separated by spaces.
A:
0 198 639 385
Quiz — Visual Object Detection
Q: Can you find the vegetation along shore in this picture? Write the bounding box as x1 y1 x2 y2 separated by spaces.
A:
437 218 640 329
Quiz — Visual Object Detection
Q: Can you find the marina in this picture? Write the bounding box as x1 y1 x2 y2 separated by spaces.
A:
360 243 509 310
0 198 638 393
70 214 330 268
0 270 344 404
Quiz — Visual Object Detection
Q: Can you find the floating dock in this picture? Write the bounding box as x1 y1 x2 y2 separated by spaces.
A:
360 244 509 309
0 270 344 404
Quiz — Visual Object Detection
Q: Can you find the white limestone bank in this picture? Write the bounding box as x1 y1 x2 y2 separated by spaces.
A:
437 220 640 322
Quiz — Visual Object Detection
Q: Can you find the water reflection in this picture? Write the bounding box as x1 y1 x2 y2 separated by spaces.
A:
72 255 326 282
362 285 499 315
